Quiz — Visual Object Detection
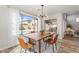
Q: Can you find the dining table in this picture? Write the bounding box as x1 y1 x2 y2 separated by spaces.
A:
24 32 55 53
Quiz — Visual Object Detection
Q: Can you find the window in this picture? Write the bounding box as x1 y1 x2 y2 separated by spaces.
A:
19 14 38 35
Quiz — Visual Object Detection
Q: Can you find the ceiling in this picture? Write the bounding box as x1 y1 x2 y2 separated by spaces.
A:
10 5 79 16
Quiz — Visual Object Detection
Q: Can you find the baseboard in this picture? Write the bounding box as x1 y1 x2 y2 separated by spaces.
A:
0 44 19 51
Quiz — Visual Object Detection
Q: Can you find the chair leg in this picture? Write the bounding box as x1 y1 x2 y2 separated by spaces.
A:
33 45 35 52
20 48 22 53
55 43 57 50
29 48 31 52
33 45 37 53
45 42 47 50
52 45 54 53
34 40 37 43
33 45 34 49
48 44 50 47
25 49 27 53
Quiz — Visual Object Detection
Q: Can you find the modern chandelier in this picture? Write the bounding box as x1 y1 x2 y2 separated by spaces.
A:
38 5 48 20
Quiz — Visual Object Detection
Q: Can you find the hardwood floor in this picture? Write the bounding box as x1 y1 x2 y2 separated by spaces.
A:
0 36 79 53
58 36 79 53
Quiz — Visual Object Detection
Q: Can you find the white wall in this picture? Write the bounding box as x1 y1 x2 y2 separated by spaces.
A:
0 6 20 50
62 13 67 38
67 14 79 30
37 17 41 32
49 13 67 39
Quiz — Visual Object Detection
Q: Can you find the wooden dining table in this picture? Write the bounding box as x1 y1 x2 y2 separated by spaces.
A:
24 32 54 53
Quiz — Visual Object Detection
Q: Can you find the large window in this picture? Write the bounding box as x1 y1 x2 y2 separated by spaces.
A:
19 14 38 35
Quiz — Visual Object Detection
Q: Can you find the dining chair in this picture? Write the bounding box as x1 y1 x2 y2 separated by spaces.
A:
43 34 54 47
45 34 58 52
18 36 33 53
43 34 54 42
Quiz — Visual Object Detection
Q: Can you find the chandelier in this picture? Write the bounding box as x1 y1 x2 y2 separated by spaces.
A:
38 5 48 20
40 5 44 18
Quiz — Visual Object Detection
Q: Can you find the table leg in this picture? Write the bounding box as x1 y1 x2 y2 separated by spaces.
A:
28 38 31 51
38 40 41 53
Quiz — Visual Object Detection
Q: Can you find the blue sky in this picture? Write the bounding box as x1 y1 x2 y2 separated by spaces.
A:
21 15 33 21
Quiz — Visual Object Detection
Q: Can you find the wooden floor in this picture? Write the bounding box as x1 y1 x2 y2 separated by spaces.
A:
58 36 79 53
0 36 79 53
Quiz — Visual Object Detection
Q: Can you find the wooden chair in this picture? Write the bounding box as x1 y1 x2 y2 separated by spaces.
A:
45 34 58 52
43 34 54 42
18 36 33 53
